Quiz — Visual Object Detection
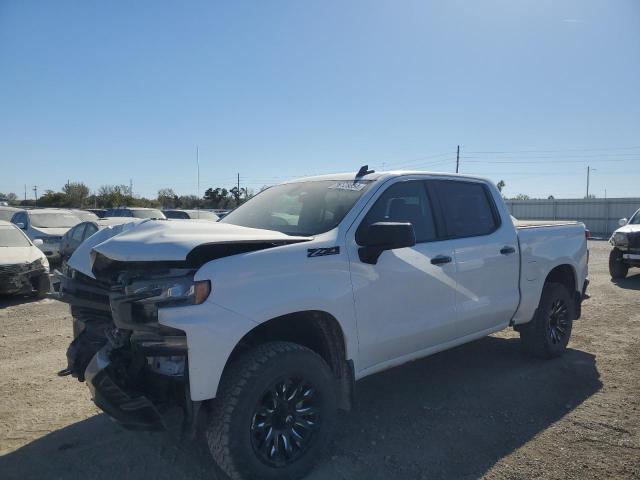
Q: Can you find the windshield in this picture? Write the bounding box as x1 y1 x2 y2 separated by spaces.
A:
132 209 166 219
221 180 373 236
629 209 640 225
30 212 81 228
0 226 31 247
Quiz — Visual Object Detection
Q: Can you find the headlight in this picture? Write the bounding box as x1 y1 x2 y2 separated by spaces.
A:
37 257 50 273
613 232 628 247
128 277 211 306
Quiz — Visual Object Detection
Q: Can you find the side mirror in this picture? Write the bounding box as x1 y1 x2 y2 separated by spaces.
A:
619 218 628 227
15 222 25 229
358 222 416 264
33 238 44 247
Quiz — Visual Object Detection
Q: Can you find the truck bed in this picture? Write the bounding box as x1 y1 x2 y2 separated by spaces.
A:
513 219 581 228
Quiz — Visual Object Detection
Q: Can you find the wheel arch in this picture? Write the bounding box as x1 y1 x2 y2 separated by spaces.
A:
544 263 577 294
219 310 354 410
543 263 583 320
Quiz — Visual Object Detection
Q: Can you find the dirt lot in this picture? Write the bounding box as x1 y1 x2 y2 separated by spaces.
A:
1 240 639 480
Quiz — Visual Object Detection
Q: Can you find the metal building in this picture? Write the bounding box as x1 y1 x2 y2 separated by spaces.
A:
504 198 640 237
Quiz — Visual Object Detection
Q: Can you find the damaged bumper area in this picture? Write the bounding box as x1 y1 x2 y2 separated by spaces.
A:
58 264 197 430
0 262 49 295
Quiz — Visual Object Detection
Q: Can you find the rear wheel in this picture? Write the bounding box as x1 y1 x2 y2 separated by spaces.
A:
609 248 629 280
207 342 337 480
519 282 574 358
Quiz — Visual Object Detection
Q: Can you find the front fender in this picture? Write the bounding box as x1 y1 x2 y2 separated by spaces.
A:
158 302 257 401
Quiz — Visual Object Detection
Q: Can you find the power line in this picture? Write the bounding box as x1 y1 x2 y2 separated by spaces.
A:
465 145 640 154
460 157 639 164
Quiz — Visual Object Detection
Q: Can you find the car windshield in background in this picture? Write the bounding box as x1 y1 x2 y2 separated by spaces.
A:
0 210 18 221
189 210 218 220
132 209 165 219
30 213 81 228
221 180 373 236
74 211 99 221
629 210 640 225
0 226 31 247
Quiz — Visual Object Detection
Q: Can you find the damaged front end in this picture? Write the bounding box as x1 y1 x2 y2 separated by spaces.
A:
59 257 205 431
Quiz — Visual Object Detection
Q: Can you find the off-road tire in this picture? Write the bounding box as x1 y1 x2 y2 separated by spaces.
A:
609 248 629 280
520 282 574 359
206 341 337 480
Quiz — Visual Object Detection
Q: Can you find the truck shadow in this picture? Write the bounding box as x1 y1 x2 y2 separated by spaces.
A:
613 272 640 290
1 336 601 480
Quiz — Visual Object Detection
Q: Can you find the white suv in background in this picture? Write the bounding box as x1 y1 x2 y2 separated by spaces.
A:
609 208 640 279
11 209 82 266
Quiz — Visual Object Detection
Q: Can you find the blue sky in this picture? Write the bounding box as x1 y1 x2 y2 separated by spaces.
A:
1 0 639 200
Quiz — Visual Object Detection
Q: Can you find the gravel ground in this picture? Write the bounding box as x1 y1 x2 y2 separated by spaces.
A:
1 240 639 479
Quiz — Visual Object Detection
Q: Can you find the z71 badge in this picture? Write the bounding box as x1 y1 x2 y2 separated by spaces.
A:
307 246 340 257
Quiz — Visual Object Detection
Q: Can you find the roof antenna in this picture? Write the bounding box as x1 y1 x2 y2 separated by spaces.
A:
356 165 375 177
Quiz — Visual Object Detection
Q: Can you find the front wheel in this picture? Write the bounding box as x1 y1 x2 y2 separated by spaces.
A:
206 342 337 480
519 282 574 359
609 248 629 280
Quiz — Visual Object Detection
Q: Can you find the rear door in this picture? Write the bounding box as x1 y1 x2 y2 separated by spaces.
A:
430 179 519 334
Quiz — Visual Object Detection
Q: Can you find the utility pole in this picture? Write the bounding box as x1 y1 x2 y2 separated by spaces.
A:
237 173 240 205
129 179 133 197
196 146 200 208
456 145 460 173
24 184 26 202
586 166 590 198
33 186 38 208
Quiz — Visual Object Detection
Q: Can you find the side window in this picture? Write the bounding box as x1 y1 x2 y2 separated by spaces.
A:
12 212 27 227
432 180 499 238
83 224 98 239
357 181 437 244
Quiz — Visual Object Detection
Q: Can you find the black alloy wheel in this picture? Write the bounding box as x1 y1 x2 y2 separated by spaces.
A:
250 377 320 467
547 298 570 345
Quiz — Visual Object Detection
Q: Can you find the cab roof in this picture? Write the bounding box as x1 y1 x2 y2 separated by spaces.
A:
283 170 491 184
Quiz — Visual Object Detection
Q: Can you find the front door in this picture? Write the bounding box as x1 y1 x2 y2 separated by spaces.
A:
347 179 458 370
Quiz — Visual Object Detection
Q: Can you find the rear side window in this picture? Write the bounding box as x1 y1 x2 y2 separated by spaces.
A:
83 223 98 239
432 180 499 238
70 224 85 241
357 181 437 244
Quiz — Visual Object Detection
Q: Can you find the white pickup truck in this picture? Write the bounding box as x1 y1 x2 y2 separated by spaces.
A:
59 169 589 480
609 208 640 279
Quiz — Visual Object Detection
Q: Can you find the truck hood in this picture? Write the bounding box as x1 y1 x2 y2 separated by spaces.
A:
68 219 311 278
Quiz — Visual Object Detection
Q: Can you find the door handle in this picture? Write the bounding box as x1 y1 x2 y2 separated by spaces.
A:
500 246 516 255
431 255 452 265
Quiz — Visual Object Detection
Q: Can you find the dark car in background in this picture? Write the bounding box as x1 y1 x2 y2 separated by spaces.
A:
59 217 138 264
163 209 219 220
104 207 166 219
85 209 107 218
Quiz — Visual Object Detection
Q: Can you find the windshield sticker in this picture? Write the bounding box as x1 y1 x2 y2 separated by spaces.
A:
328 182 368 191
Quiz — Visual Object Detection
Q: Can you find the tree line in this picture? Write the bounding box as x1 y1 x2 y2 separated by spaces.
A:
0 182 256 209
